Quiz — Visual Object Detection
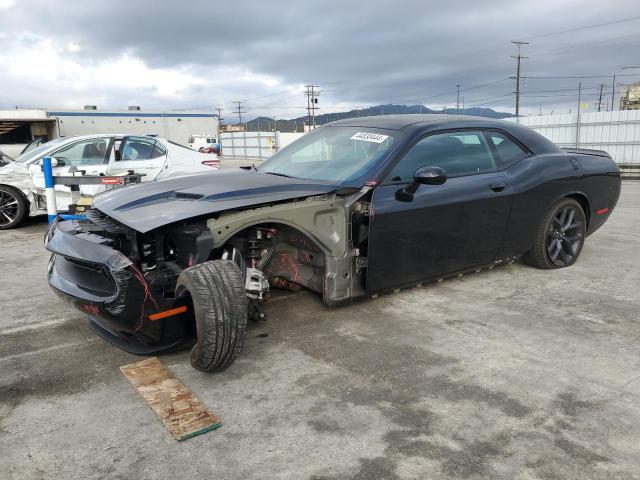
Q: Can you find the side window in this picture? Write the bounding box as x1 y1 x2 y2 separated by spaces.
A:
152 141 167 159
52 138 110 166
120 137 157 161
486 131 528 169
386 131 496 182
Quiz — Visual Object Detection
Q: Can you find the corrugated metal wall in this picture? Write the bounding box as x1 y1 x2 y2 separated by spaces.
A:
508 110 640 164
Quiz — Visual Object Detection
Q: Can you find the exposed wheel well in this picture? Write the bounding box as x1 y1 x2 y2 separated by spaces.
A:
223 223 327 295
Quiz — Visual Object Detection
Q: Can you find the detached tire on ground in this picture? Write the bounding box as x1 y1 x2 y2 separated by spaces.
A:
524 197 587 269
176 260 248 372
0 185 28 230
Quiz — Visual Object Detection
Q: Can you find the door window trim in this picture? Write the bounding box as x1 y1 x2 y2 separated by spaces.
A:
379 127 533 186
49 137 113 166
118 136 163 162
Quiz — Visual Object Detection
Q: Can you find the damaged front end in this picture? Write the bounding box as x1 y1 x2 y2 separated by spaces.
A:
45 213 194 354
45 185 373 355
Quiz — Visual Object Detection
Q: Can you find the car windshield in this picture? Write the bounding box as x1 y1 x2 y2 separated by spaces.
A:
257 126 399 183
14 137 66 163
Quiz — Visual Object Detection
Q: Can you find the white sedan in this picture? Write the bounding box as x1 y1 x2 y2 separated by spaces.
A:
0 134 220 229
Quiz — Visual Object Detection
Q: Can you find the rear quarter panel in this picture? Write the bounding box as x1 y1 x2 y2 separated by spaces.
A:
501 153 621 258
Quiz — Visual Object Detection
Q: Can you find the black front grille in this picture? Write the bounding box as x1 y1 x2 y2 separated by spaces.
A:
85 209 128 234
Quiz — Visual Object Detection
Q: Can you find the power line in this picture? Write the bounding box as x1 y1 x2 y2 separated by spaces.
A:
522 73 640 79
524 16 640 41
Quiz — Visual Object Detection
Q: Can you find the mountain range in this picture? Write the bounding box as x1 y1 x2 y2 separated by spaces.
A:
241 104 513 132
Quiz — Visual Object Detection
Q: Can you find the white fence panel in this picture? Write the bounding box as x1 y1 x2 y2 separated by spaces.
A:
220 131 305 160
509 110 640 164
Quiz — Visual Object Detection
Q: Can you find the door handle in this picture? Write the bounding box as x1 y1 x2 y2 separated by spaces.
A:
489 182 506 192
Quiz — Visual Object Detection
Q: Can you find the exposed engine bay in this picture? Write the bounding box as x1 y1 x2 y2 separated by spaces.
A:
71 191 372 328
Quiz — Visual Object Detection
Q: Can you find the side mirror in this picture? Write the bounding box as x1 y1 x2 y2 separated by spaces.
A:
414 166 447 186
396 166 447 202
39 157 59 167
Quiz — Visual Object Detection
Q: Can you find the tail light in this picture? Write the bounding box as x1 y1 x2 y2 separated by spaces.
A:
201 160 220 169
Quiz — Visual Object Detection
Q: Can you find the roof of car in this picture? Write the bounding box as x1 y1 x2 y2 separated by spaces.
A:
58 134 169 141
325 114 511 130
324 113 562 154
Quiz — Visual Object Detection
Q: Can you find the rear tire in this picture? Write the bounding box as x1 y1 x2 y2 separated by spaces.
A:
0 185 28 230
524 198 586 269
176 260 248 372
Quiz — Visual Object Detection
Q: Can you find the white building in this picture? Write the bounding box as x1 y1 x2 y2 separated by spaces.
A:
0 107 219 158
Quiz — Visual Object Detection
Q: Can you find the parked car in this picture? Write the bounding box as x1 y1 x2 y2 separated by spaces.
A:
199 145 221 155
0 134 220 229
45 115 621 372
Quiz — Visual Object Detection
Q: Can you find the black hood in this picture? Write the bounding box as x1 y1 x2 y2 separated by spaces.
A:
92 169 339 233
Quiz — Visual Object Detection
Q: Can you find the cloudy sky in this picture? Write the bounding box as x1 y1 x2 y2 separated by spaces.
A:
1 0 639 120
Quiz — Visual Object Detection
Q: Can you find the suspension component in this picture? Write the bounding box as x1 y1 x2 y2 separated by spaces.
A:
243 227 275 301
247 227 262 268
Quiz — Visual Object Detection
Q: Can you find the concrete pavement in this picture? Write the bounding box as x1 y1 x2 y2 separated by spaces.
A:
1 183 639 479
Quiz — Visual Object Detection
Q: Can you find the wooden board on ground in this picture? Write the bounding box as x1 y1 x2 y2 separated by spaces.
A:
120 357 222 441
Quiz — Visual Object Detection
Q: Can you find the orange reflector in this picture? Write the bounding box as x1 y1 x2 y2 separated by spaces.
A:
148 305 188 321
597 207 609 215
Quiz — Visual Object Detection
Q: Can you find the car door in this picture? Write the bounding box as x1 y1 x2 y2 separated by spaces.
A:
367 130 512 292
30 137 112 211
107 136 167 182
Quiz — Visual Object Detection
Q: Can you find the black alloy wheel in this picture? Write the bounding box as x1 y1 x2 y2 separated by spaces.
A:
525 197 587 269
0 186 27 229
546 205 584 267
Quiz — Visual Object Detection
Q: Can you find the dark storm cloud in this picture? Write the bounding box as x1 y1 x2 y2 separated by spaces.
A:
1 0 639 116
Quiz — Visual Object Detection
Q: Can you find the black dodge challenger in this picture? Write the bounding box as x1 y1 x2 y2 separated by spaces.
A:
45 115 621 372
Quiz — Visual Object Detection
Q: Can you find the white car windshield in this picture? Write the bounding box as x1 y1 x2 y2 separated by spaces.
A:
257 126 398 182
14 137 66 164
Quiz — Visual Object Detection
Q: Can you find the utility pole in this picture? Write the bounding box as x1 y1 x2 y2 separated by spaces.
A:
233 101 245 130
597 84 604 112
456 84 461 112
611 74 617 111
304 84 319 129
511 41 529 120
216 107 224 129
576 82 582 148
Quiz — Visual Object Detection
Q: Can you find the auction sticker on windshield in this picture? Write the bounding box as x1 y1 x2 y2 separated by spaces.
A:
350 132 390 143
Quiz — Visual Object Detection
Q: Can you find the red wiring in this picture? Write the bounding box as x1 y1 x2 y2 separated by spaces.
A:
129 264 159 332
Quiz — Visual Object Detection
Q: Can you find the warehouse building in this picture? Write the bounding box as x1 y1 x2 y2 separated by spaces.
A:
0 106 219 158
